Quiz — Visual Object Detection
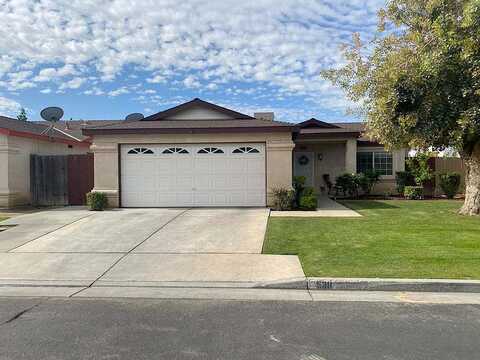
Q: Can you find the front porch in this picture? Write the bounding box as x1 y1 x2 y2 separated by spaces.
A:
291 119 406 198
293 139 357 196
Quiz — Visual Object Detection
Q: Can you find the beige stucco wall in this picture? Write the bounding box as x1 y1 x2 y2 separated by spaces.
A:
0 134 89 208
294 141 406 195
294 141 346 192
0 134 10 207
90 132 295 207
165 107 235 120
357 146 406 195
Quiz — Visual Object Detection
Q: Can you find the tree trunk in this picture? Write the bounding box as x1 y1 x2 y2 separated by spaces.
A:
459 143 480 216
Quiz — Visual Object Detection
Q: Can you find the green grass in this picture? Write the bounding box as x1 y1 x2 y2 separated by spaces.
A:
0 217 8 223
264 200 480 279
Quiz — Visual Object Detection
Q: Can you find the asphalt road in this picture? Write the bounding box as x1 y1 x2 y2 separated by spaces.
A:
1 297 479 360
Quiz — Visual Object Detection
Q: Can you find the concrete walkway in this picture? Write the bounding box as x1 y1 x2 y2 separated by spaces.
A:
0 207 304 289
270 196 362 217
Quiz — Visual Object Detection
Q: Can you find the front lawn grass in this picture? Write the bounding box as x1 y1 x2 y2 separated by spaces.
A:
264 200 480 279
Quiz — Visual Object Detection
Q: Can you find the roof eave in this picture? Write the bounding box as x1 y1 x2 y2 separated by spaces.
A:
0 128 91 146
83 126 293 136
295 131 361 139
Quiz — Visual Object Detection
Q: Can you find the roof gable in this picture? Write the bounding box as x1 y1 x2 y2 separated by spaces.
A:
143 98 255 121
297 118 341 129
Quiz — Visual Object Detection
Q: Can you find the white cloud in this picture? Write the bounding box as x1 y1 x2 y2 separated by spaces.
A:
108 86 129 97
183 75 201 89
0 0 385 114
206 83 218 91
146 75 166 84
34 65 78 82
59 77 86 89
84 87 105 96
40 88 52 94
0 96 21 115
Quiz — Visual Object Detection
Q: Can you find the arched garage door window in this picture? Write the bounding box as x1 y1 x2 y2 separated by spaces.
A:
197 147 224 154
162 147 189 154
232 146 260 154
127 147 154 154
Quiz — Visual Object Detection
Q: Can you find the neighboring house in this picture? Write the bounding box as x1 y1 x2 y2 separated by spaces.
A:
0 116 91 207
83 98 406 208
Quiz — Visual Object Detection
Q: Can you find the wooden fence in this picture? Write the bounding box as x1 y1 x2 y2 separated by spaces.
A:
30 154 94 206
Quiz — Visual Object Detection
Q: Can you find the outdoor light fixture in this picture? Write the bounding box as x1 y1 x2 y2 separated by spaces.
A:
317 153 323 161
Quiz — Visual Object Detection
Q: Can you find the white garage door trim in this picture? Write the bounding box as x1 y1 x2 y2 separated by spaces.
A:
120 143 266 207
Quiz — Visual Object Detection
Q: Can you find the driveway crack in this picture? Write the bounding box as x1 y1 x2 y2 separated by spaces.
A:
8 213 95 252
1 300 44 326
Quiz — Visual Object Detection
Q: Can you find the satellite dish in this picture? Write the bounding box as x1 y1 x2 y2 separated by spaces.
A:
40 106 64 122
40 106 64 137
125 113 144 121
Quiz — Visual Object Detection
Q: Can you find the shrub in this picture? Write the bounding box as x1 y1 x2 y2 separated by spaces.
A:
299 187 317 210
335 173 360 198
358 170 381 196
404 186 423 200
292 176 306 208
86 192 108 211
439 173 461 199
395 171 415 194
406 152 434 186
271 187 294 211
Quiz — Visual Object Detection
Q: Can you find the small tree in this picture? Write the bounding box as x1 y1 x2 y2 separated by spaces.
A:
406 152 434 186
439 173 462 199
358 170 381 196
323 0 480 215
17 108 27 121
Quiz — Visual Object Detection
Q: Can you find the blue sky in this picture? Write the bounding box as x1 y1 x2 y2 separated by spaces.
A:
0 0 385 123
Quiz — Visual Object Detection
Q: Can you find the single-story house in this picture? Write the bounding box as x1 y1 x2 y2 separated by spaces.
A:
83 98 406 207
0 116 91 207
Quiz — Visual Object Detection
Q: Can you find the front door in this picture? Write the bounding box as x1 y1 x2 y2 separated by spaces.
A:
293 152 314 187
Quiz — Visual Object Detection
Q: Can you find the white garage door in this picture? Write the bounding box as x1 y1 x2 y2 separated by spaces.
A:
120 143 266 207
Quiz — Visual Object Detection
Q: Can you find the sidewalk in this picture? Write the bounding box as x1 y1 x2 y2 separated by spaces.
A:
270 196 361 217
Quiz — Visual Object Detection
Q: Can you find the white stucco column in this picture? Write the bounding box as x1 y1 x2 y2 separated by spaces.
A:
345 138 357 173
90 143 119 207
0 136 10 207
266 139 296 206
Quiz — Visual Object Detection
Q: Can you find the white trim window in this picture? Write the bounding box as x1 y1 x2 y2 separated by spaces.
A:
357 151 393 176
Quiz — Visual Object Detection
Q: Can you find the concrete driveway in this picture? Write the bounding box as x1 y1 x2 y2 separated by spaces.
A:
0 208 304 290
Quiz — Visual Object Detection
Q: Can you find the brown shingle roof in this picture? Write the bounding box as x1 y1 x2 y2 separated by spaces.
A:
38 120 123 141
82 118 294 135
295 121 365 138
0 116 85 142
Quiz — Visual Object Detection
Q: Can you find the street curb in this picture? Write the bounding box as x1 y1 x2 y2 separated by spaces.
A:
307 277 480 293
255 277 307 290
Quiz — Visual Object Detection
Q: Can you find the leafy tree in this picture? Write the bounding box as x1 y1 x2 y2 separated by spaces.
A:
17 107 28 121
323 0 480 215
406 152 434 186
